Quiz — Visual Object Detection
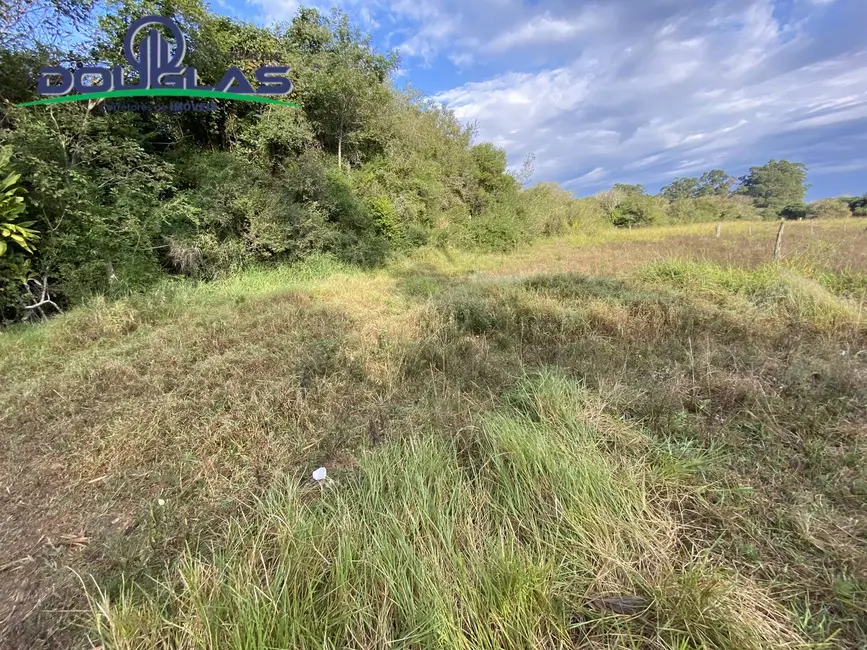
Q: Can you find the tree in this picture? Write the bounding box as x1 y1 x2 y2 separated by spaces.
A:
613 183 645 196
737 160 809 214
660 177 699 201
514 152 535 187
661 170 734 201
470 143 510 194
1 0 94 49
295 10 397 170
467 142 518 216
695 169 735 197
780 203 807 221
607 192 666 227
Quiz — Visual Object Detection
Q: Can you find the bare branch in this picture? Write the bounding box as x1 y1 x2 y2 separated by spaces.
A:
22 276 61 319
23 298 60 311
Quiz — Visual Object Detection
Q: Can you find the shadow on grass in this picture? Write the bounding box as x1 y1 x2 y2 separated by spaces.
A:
0 295 385 649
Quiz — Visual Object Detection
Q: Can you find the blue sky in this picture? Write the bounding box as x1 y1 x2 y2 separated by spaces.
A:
219 0 866 199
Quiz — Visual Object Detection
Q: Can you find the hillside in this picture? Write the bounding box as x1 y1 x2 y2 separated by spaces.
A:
1 219 866 649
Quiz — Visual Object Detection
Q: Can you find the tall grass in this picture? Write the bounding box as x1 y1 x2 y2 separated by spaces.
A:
640 260 865 331
0 253 361 372
88 374 805 650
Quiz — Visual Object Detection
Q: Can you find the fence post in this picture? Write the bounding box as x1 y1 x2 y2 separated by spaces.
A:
773 221 785 262
716 222 721 238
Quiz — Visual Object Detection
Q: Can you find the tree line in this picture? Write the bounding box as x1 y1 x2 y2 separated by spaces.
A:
586 161 866 228
0 0 863 322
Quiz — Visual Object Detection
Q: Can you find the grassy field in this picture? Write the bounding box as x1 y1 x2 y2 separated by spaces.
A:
1 219 866 649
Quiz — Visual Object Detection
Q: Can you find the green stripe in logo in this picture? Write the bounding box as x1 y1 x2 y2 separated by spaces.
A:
16 88 300 108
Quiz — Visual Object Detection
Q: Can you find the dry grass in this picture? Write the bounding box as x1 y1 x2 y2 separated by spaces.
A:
397 218 867 279
0 220 865 648
87 375 808 650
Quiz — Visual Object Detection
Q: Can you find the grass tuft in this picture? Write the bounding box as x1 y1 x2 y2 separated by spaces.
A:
88 374 806 650
640 260 865 331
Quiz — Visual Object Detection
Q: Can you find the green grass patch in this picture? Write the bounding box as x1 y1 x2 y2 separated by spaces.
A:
88 374 805 650
639 260 864 331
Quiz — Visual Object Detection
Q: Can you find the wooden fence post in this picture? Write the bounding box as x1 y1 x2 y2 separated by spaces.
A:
773 221 785 262
716 222 721 238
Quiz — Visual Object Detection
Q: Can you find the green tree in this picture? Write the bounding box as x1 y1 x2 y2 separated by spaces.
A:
295 10 397 170
780 203 808 220
660 177 699 200
737 160 809 214
468 142 516 213
609 194 666 227
695 169 735 197
613 183 645 196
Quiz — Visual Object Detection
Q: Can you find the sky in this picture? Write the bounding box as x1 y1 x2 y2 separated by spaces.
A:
218 0 866 200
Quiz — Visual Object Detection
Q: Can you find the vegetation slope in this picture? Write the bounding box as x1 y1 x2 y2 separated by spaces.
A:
3 0 866 325
1 219 866 649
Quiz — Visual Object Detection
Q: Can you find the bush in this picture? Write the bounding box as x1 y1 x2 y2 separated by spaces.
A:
368 195 403 244
667 195 757 223
609 193 667 227
520 182 578 236
667 198 719 223
842 195 867 216
458 208 531 252
1 110 174 311
807 198 852 220
571 197 610 233
780 203 808 220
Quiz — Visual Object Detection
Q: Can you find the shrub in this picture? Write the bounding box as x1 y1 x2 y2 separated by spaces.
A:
780 203 808 220
520 182 578 236
807 198 852 220
460 208 531 252
572 197 610 233
368 195 403 244
667 196 757 223
610 193 667 227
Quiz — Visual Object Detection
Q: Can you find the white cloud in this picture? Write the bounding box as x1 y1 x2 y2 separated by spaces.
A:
720 1 779 78
809 159 867 173
434 67 593 152
567 167 607 184
430 0 867 194
247 0 301 21
242 0 867 196
487 12 585 53
397 16 459 59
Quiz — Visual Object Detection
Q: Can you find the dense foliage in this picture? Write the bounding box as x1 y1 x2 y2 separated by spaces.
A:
0 0 863 322
0 0 555 320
